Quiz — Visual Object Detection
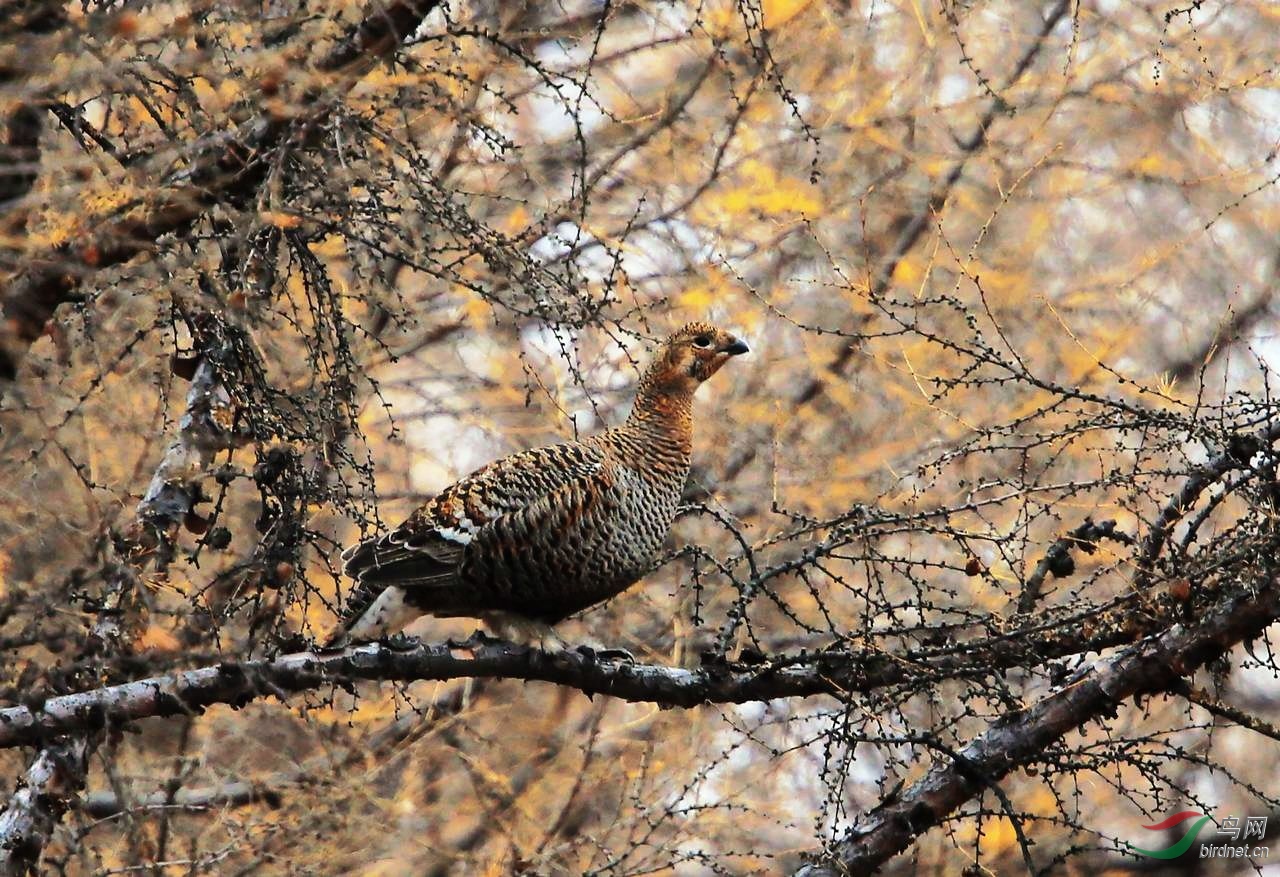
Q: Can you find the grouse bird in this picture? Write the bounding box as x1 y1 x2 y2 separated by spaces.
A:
336 322 748 646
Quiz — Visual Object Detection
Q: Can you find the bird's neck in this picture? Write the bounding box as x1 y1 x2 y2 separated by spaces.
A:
625 383 695 463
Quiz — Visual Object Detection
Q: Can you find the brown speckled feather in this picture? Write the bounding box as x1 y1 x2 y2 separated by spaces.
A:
338 322 748 640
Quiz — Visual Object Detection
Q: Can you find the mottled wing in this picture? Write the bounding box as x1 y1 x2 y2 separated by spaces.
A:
338 441 607 630
461 454 629 621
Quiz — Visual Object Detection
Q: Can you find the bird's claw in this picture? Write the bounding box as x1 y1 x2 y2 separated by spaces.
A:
381 632 420 652
456 628 504 649
576 644 634 663
320 633 351 652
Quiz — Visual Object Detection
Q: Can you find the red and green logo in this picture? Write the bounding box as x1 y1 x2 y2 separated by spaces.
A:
1129 811 1212 859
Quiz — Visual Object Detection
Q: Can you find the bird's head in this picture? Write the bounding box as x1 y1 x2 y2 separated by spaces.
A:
643 321 750 397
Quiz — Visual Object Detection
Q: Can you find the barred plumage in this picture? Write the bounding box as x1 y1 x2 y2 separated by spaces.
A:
336 323 748 644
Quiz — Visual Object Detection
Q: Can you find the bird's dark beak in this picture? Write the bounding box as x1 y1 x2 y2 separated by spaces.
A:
722 337 749 356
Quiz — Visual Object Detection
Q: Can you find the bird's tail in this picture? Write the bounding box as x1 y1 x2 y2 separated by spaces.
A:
329 533 461 646
326 584 419 647
324 541 396 647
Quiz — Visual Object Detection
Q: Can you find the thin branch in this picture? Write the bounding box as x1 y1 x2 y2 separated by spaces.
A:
721 0 1073 484
1015 518 1131 613
78 782 277 821
1177 682 1280 745
1132 421 1280 588
0 0 445 384
0 325 247 872
792 574 1280 876
1166 289 1274 383
79 678 483 820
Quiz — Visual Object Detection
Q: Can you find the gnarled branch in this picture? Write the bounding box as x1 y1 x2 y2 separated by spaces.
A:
793 574 1280 876
0 736 91 875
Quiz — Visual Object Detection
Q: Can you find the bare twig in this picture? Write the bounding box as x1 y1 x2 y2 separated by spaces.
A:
78 678 483 820
1165 289 1274 383
721 0 1073 484
0 0 445 384
794 572 1280 876
0 325 245 873
1016 518 1131 612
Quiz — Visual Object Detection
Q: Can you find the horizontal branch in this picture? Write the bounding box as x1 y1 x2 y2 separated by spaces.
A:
79 781 277 820
0 569 1248 751
793 574 1280 876
0 638 851 748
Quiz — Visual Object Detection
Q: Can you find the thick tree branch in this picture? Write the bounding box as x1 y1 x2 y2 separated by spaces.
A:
2 510 1270 751
792 574 1280 876
0 736 91 875
0 558 1253 750
0 638 841 747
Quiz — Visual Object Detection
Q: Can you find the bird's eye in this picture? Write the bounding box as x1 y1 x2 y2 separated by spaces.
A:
692 335 713 348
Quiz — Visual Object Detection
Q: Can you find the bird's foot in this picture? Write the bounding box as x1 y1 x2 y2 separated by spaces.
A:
455 628 505 649
318 632 352 652
534 629 569 653
380 631 421 652
481 612 565 652
575 644 634 663
699 648 728 667
736 646 768 665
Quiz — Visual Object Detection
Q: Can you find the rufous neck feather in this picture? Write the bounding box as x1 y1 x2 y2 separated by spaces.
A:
627 361 695 452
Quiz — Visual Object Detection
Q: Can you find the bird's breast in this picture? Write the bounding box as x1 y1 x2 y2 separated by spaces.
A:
459 462 685 620
589 463 685 581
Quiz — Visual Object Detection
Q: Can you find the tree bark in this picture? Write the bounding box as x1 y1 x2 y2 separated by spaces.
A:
793 573 1280 876
0 736 91 876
